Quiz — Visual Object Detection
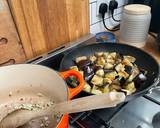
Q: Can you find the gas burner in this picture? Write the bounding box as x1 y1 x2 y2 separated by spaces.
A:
152 112 160 128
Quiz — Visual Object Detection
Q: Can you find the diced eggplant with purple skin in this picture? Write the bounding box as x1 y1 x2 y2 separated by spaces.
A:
91 75 103 86
104 63 114 69
70 52 147 95
91 65 102 72
75 56 87 63
84 66 94 81
134 73 147 88
115 53 123 64
96 57 106 66
104 69 114 74
76 59 92 70
127 66 140 82
117 77 126 85
123 82 136 95
124 65 132 74
124 55 136 63
139 68 148 75
115 63 125 72
83 82 91 93
109 84 122 91
89 55 97 63
96 69 105 77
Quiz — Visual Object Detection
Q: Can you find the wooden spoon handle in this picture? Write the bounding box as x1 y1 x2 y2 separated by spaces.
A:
0 92 125 128
55 92 125 114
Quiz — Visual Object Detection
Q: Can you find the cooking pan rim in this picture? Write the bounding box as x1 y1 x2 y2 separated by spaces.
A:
60 43 160 100
60 43 159 69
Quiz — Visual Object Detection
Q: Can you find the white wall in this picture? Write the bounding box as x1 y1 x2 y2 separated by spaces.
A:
89 0 127 34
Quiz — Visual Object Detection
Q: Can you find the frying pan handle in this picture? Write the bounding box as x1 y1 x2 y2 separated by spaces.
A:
148 75 160 94
60 70 85 99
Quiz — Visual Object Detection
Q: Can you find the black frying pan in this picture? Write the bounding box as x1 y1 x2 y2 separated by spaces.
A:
60 43 160 101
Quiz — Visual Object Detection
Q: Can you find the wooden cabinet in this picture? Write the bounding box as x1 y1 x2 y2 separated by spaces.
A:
8 0 90 59
0 0 26 66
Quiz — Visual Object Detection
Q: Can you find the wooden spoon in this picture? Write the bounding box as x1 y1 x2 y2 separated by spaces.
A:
0 92 125 128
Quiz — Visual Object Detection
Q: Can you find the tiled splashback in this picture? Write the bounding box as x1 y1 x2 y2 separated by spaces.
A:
89 0 127 34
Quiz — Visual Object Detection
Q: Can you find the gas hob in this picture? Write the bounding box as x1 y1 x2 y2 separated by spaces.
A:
27 34 160 128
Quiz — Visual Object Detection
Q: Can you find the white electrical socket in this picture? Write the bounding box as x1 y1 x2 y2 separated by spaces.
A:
96 0 108 16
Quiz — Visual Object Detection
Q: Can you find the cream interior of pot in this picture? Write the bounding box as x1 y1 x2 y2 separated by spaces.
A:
0 64 68 127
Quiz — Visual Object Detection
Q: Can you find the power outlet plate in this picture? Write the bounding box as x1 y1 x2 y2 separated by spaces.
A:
96 0 108 16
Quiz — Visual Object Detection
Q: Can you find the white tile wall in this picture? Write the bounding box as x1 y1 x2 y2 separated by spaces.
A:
89 0 127 34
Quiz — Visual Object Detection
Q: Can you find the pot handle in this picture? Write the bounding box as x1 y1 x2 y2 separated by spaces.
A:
60 70 85 99
148 75 160 94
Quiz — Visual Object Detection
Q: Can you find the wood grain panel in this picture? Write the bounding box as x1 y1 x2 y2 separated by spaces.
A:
9 0 89 59
7 0 34 59
0 0 26 65
36 0 70 50
66 0 90 41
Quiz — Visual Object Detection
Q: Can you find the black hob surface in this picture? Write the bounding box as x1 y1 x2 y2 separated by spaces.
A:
27 34 160 128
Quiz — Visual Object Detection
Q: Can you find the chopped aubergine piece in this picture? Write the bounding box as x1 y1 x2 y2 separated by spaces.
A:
91 65 101 72
84 66 94 81
124 65 132 74
124 56 136 63
75 56 87 63
83 83 91 93
66 76 79 88
115 63 125 72
109 52 117 59
70 52 146 96
107 54 113 59
104 63 114 70
103 77 112 84
121 89 133 95
111 89 118 92
118 71 129 79
134 73 147 87
95 52 104 57
70 66 79 71
106 58 115 64
96 69 105 77
109 84 122 91
102 85 110 93
96 64 104 68
139 68 148 75
91 89 103 95
103 52 109 58
104 69 114 74
138 73 147 81
96 57 106 66
77 59 92 70
123 82 136 91
89 55 97 63
105 71 118 81
112 79 121 86
122 58 133 67
91 75 103 86
127 67 140 82
115 53 123 64
91 88 103 95
116 77 126 85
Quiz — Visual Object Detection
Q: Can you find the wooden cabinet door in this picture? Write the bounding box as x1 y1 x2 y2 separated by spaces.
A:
0 0 26 66
9 0 89 59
